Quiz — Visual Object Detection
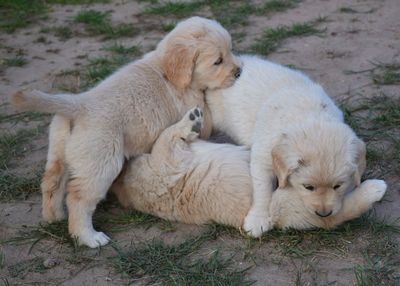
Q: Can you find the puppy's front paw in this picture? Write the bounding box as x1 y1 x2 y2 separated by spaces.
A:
76 231 110 248
179 107 204 141
243 211 273 237
362 179 387 203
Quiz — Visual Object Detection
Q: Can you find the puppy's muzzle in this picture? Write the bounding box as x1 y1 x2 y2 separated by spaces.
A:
234 67 241 79
315 210 333 218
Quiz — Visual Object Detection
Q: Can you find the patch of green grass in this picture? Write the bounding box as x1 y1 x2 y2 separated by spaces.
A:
342 94 400 177
0 171 42 202
4 220 77 248
251 21 323 55
339 7 358 13
0 250 4 269
85 57 127 85
161 21 176 32
97 209 161 232
0 0 48 33
74 10 136 39
52 26 73 40
0 129 39 170
47 0 110 4
8 257 46 278
260 213 400 258
371 63 400 85
145 1 202 18
0 111 46 124
3 56 28 67
354 234 400 286
258 0 299 14
0 127 44 201
34 36 48 43
216 3 254 29
104 43 141 56
111 228 254 285
55 54 135 91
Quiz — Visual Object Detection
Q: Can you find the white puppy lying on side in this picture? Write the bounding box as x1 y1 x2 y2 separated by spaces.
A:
207 55 385 237
111 107 386 231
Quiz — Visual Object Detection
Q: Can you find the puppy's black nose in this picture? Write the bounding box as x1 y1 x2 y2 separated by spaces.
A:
234 67 241 79
315 210 333 218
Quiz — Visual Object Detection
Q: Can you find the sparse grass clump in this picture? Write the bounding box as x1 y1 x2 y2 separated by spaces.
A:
372 63 400 85
55 43 141 91
47 0 110 4
0 171 42 202
342 94 400 177
258 0 299 14
74 10 137 39
260 212 400 258
111 229 254 285
354 233 400 286
339 7 358 13
8 257 46 278
4 220 76 247
252 21 323 55
40 25 73 40
0 127 45 201
3 56 28 67
104 43 141 56
145 1 203 18
0 129 39 169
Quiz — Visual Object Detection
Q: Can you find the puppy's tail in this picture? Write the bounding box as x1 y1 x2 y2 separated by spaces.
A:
10 90 86 119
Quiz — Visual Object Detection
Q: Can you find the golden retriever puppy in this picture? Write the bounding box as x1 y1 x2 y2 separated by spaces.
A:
10 17 241 248
111 108 386 230
206 55 372 237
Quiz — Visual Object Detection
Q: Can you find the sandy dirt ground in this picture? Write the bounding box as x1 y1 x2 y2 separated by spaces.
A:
0 0 399 285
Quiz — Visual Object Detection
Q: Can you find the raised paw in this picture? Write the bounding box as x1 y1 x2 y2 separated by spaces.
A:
178 107 204 142
188 107 203 133
361 179 387 203
243 210 273 237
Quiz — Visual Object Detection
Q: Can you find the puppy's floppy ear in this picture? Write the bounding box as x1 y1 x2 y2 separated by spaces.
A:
161 41 198 90
271 138 301 188
352 138 366 186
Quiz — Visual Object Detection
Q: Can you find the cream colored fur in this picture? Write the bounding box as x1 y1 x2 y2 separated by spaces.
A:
112 108 386 230
10 17 241 248
207 55 383 236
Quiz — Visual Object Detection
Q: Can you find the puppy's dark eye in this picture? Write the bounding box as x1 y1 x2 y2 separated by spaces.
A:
333 184 341 190
303 184 315 191
214 57 223 65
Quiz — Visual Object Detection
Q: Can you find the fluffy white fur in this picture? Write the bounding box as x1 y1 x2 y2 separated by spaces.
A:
10 17 241 248
207 55 379 237
112 108 386 231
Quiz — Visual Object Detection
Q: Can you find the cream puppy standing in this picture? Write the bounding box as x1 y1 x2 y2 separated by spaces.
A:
207 55 373 237
10 17 241 248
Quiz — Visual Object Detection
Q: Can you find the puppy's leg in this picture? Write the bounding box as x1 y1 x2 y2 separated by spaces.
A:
199 103 212 139
243 142 275 237
65 131 124 248
331 179 387 226
41 115 70 222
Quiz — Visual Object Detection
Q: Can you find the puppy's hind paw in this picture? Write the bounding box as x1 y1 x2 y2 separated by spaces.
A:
179 107 204 141
361 179 387 203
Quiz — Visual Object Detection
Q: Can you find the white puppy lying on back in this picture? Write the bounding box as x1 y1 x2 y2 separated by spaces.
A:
207 55 381 237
